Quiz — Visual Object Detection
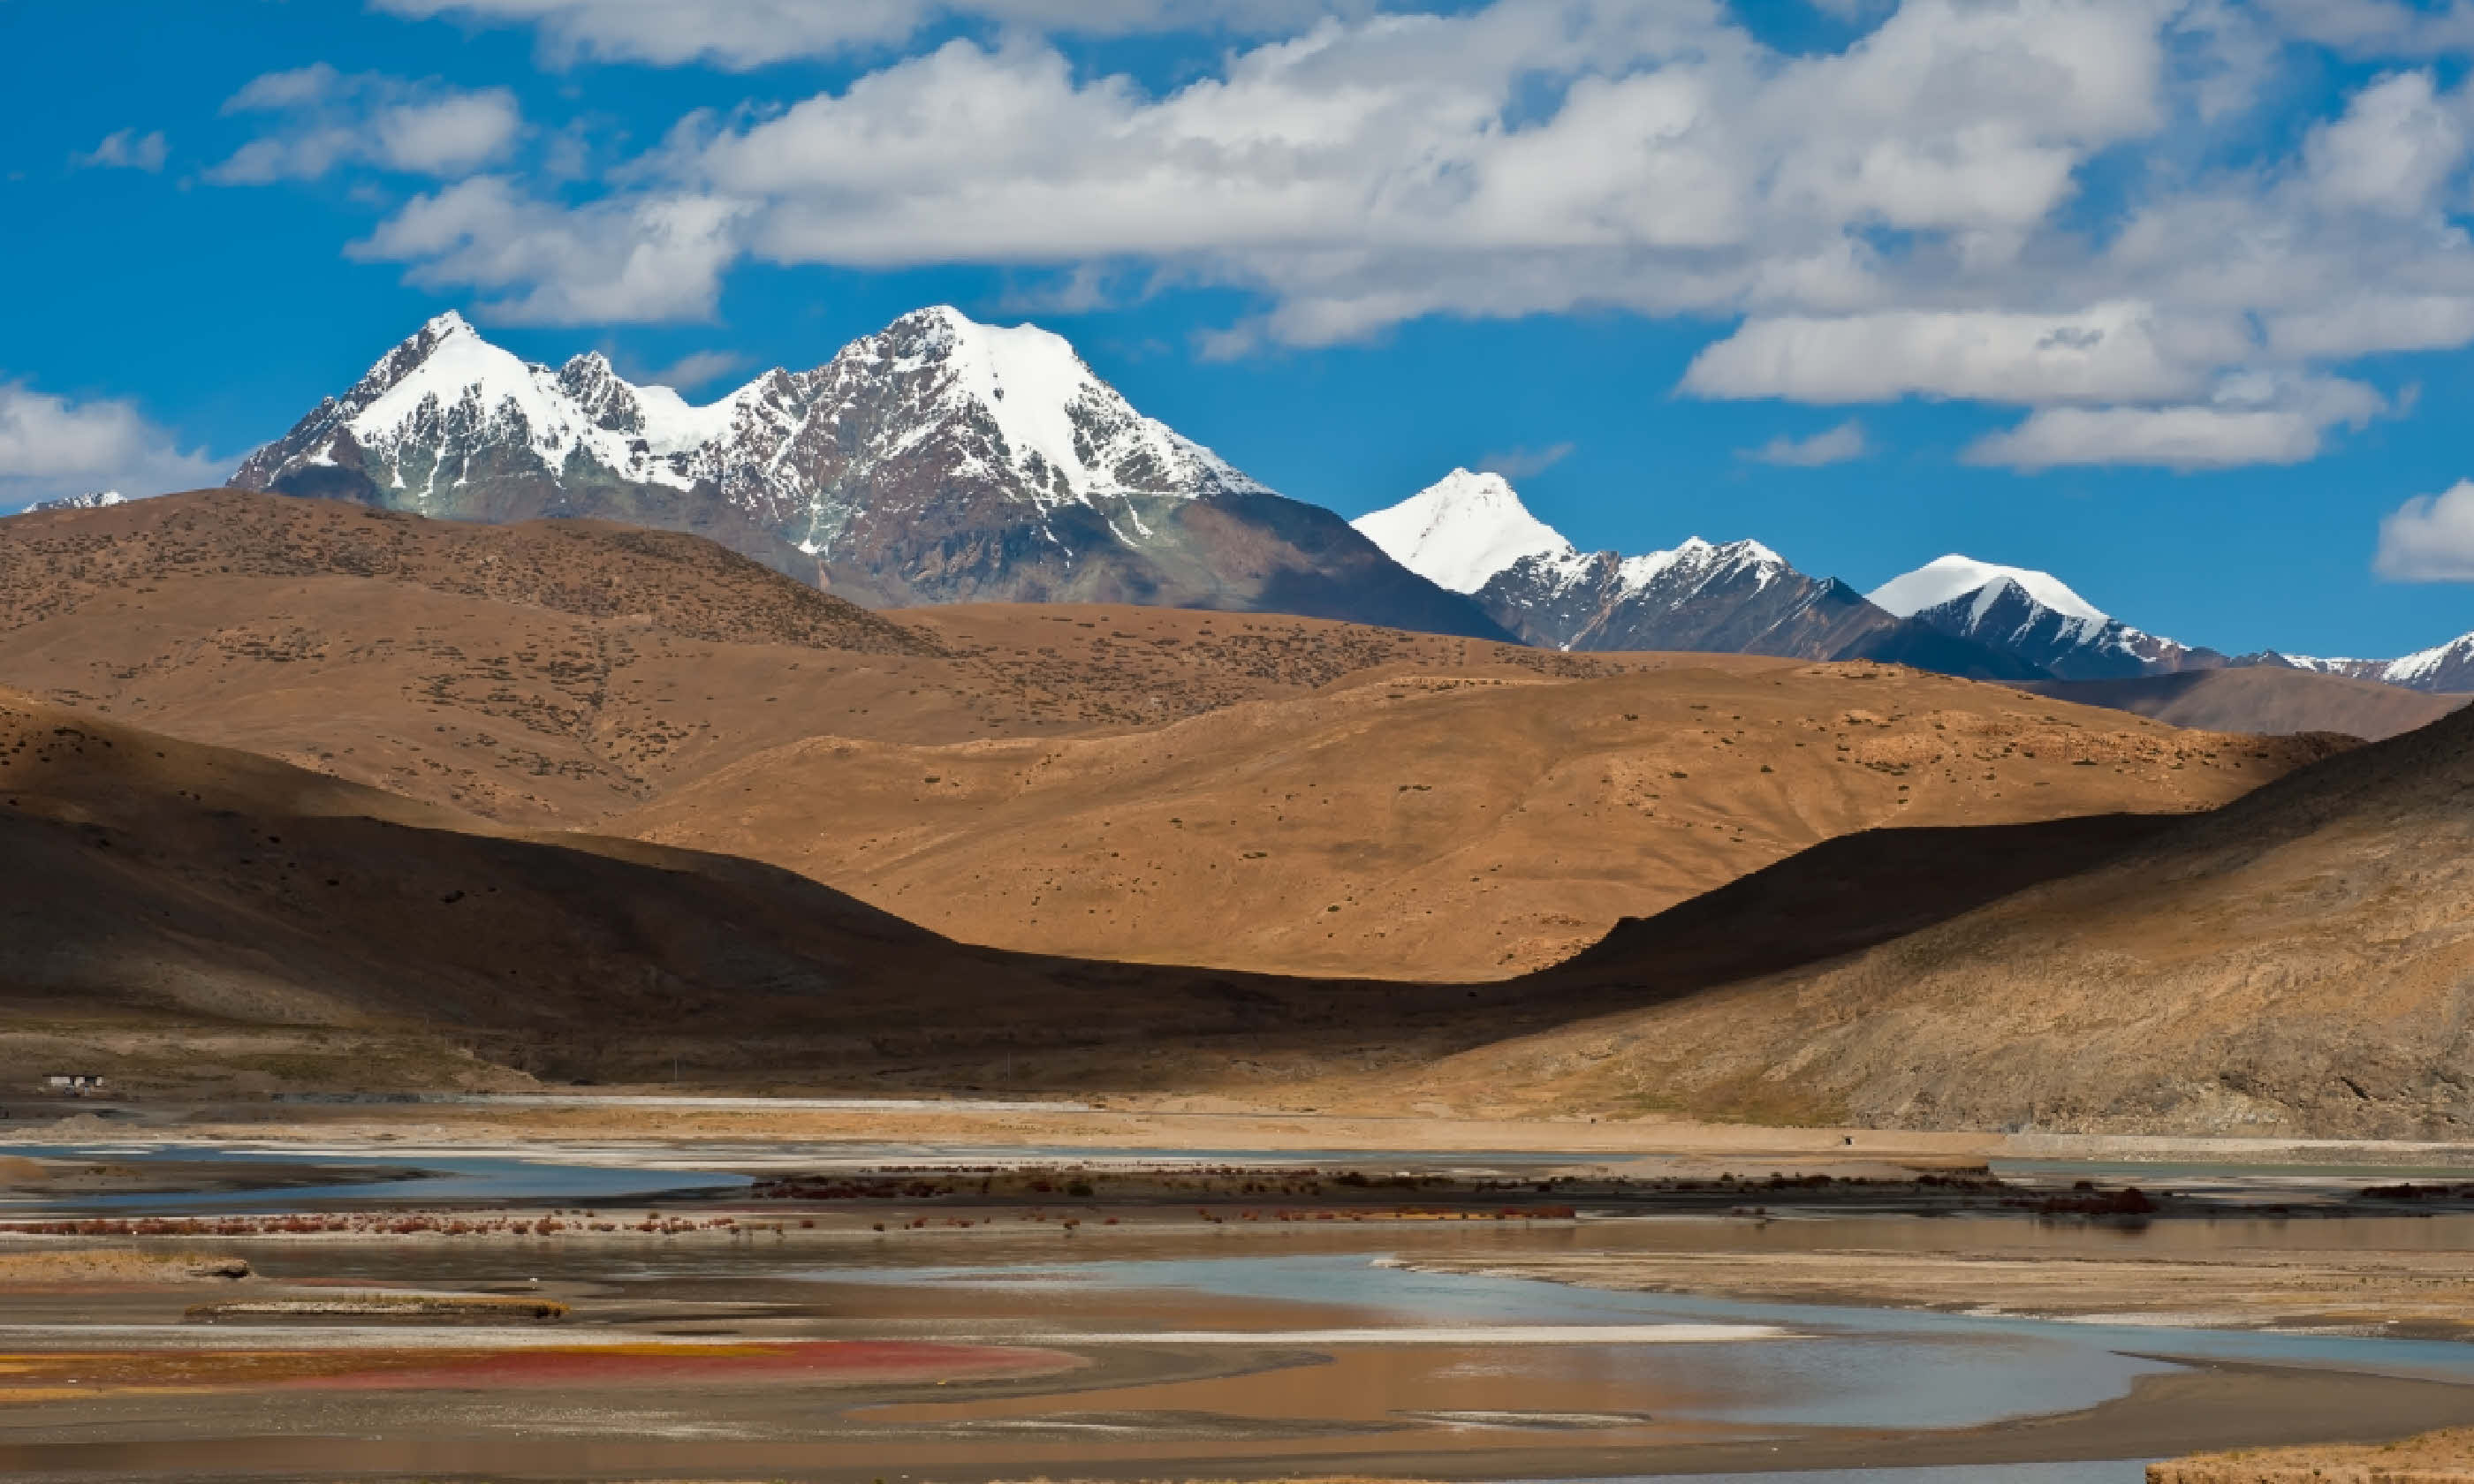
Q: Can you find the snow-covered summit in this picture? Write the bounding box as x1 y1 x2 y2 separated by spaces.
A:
850 305 1265 506
1352 469 1575 594
1869 553 2212 680
31 489 128 511
1870 555 2110 627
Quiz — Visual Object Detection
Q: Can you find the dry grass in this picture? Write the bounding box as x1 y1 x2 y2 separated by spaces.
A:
0 1248 249 1284
2151 1426 2474 1481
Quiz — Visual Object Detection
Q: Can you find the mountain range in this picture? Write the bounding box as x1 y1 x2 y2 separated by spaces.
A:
1353 469 2038 678
216 308 2472 700
231 308 1509 642
1355 472 2473 697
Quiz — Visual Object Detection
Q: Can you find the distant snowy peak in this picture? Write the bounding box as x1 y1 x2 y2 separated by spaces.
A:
1870 555 2110 628
1871 553 2212 681
2274 632 2474 693
32 489 127 511
1352 469 1575 594
1403 489 1920 662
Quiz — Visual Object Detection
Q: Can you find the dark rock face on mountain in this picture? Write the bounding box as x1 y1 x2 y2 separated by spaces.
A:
1902 580 2226 680
232 308 1512 641
1482 542 1860 653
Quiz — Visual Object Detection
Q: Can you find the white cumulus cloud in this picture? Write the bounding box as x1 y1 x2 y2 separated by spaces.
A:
73 129 168 172
1476 442 1576 480
372 0 1360 69
316 0 2474 469
2253 0 2474 57
1962 405 2323 471
1745 420 1869 466
349 176 744 324
1962 373 2385 471
2375 479 2474 579
211 64 523 183
1684 305 2212 406
0 382 222 511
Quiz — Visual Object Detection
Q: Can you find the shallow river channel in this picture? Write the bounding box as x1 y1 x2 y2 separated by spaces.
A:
8 1141 2474 1481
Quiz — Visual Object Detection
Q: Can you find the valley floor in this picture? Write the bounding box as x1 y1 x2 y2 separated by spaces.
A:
12 1105 2474 1481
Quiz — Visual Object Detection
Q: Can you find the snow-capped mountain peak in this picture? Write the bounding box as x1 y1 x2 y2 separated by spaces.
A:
846 305 1266 509
1869 554 2110 626
230 305 1513 639
1865 553 2217 680
31 489 128 512
1351 469 1576 594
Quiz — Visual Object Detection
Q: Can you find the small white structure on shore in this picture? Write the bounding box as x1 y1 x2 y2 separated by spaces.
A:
43 1072 104 1092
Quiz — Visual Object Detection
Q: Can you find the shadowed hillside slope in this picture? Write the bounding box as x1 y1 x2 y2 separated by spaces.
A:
1411 700 2474 1137
0 688 1603 1094
5 681 2451 1136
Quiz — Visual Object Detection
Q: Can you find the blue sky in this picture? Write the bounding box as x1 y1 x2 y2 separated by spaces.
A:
7 0 2474 659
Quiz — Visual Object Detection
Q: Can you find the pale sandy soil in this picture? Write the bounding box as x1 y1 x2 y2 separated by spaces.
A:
141 1101 2011 1162
119 1101 2474 1171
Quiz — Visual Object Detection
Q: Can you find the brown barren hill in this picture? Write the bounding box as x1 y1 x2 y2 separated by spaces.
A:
1406 694 2474 1136
0 494 1620 828
619 662 2339 979
0 492 2335 981
0 688 1639 1096
2027 667 2466 742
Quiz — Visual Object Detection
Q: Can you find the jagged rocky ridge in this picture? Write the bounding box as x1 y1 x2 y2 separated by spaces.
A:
231 309 1512 640
2259 637 2474 693
1354 471 2041 677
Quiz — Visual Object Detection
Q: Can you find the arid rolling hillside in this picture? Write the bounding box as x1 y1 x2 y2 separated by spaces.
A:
0 686 1575 1096
0 491 1619 827
1405 693 2474 1137
0 490 2340 980
621 661 2337 978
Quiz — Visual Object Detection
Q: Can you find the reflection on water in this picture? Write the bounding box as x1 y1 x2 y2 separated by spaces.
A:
825 1254 2178 1430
